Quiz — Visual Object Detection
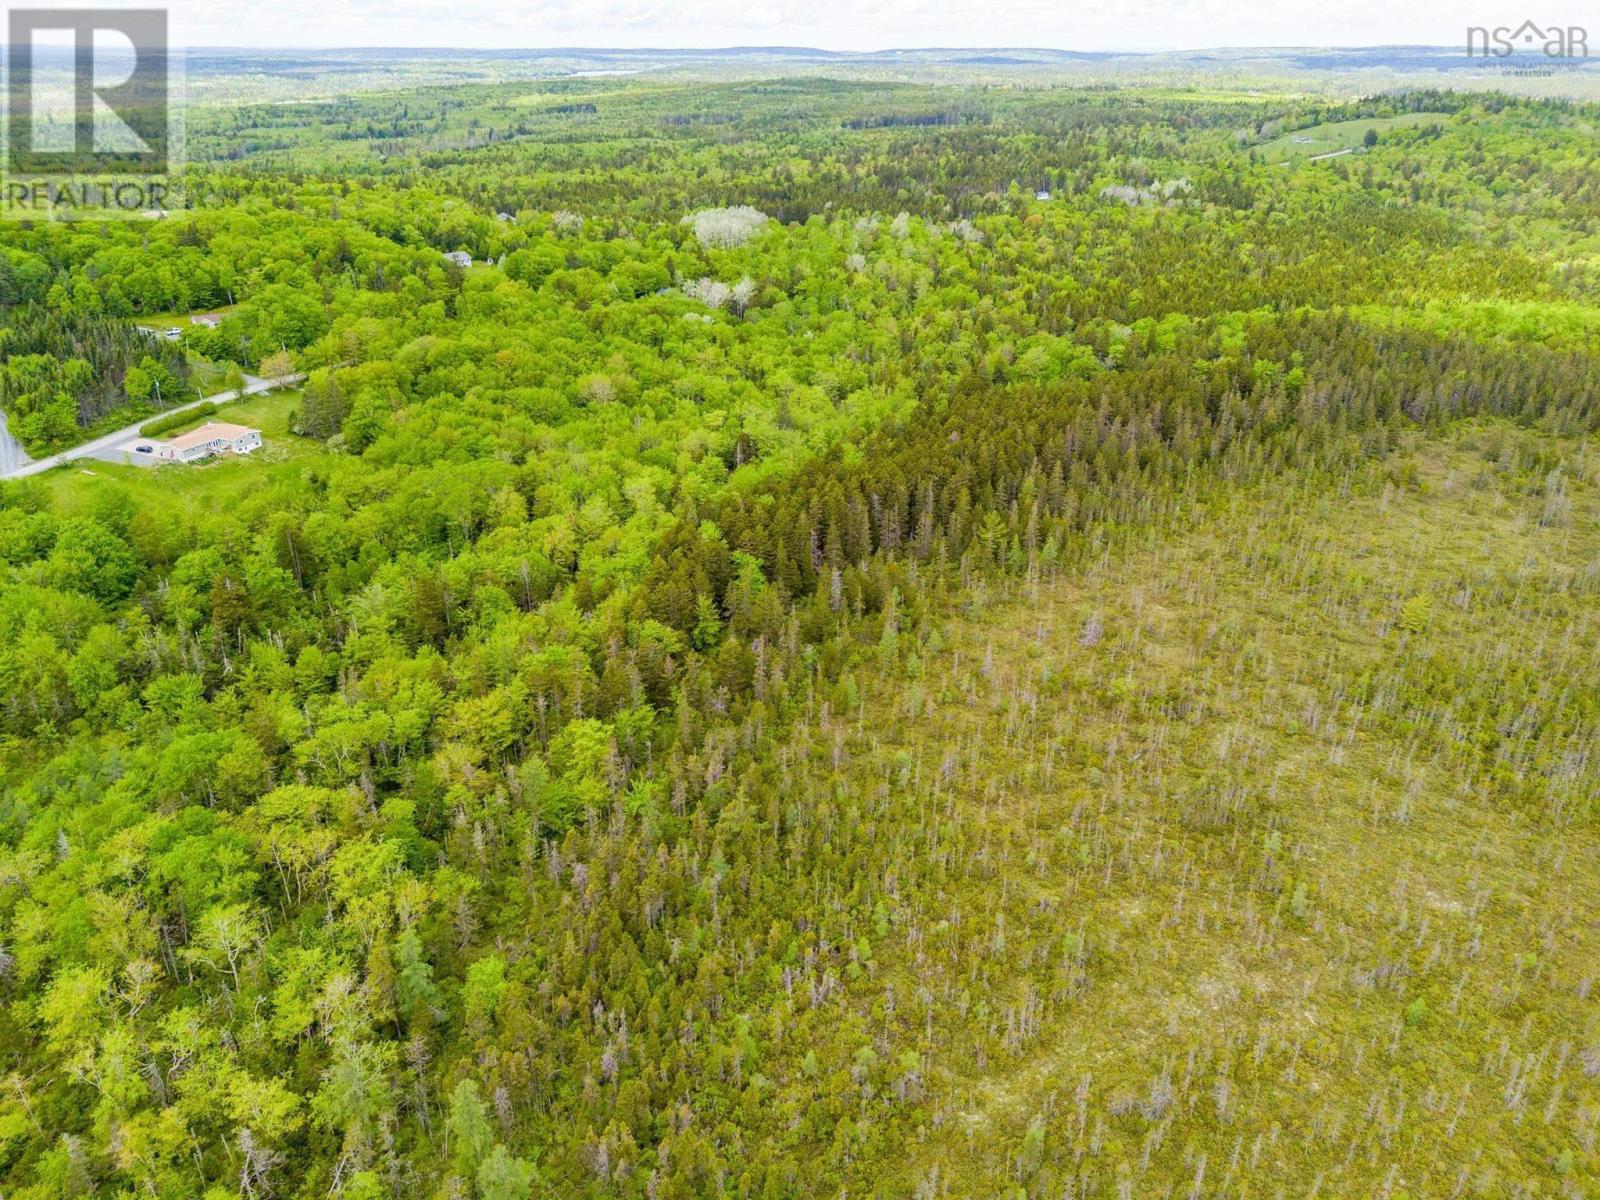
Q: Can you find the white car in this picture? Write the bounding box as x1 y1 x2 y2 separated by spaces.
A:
164 327 183 340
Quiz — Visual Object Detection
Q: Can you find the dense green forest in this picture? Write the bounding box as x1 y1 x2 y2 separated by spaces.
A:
0 76 1598 1199
0 307 198 452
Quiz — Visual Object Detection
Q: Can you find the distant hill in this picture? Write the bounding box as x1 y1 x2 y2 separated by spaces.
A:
154 42 1600 103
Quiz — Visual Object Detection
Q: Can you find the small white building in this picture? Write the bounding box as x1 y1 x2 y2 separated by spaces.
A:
148 422 262 463
1035 189 1053 201
444 250 473 268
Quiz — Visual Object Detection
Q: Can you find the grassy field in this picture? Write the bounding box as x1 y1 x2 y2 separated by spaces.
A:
1260 112 1451 162
45 388 318 515
782 423 1600 1195
127 302 242 331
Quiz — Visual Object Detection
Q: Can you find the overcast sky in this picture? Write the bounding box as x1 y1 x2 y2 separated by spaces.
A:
82 0 1600 51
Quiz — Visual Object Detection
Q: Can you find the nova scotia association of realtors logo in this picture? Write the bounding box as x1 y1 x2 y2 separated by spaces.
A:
1467 19 1590 58
2 8 180 217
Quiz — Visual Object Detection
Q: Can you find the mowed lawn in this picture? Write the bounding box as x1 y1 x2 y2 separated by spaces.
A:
1260 112 1451 162
126 302 242 331
40 388 320 517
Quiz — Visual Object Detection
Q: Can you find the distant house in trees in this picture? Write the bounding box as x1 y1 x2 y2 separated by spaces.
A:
496 211 515 222
144 422 263 463
191 313 223 327
444 250 473 267
1035 189 1052 201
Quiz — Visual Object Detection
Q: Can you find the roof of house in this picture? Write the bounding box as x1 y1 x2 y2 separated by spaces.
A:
168 422 259 452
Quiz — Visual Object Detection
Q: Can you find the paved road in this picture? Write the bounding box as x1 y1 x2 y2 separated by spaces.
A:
0 374 304 481
0 408 28 475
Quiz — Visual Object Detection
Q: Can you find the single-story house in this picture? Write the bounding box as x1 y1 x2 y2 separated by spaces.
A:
444 250 473 268
146 421 263 463
1035 189 1053 201
191 313 223 327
